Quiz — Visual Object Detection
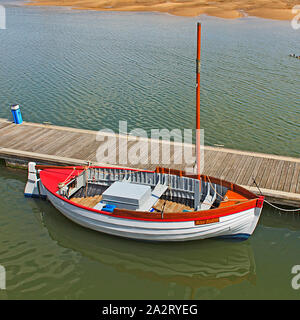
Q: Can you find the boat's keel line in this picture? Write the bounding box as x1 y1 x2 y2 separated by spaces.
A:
216 233 250 241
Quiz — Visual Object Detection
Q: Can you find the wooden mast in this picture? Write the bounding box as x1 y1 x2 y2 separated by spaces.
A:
196 22 201 182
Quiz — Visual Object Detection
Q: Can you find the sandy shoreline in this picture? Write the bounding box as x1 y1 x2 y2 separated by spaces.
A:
25 0 298 20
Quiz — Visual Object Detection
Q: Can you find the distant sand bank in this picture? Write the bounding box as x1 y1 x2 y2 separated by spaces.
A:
26 0 298 20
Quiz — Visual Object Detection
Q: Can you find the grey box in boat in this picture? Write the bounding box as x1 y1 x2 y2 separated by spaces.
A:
101 181 152 210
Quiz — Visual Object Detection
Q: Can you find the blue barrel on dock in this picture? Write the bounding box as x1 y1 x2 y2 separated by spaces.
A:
11 104 23 124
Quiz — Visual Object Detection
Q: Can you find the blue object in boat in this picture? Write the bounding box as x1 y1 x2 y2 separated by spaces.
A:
102 204 116 213
11 104 23 124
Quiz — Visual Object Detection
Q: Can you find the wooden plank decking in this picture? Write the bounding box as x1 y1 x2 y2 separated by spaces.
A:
0 118 300 207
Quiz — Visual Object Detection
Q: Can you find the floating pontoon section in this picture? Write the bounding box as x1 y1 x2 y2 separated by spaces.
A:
24 162 47 198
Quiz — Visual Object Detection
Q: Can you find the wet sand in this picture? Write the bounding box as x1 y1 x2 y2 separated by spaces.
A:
26 0 298 20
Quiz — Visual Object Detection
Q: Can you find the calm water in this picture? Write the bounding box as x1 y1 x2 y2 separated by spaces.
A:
0 3 299 155
1 164 300 300
0 4 300 299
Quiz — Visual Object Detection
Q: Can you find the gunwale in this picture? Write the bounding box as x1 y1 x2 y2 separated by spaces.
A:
39 165 262 222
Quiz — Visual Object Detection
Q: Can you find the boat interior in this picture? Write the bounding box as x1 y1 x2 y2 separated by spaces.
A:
57 167 254 214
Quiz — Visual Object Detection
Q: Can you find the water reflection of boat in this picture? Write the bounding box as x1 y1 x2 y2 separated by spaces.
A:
41 203 257 296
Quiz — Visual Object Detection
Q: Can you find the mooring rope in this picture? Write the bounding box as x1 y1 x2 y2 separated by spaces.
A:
252 178 300 212
263 200 300 212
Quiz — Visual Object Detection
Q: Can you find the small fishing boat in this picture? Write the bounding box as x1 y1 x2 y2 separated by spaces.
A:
25 163 264 241
24 23 264 241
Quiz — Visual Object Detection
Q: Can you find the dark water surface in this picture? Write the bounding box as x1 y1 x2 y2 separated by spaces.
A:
0 4 300 299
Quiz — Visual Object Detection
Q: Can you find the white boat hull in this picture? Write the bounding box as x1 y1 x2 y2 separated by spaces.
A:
45 188 262 242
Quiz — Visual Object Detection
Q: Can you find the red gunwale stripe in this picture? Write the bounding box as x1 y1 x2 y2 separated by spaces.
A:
42 184 258 223
40 166 261 223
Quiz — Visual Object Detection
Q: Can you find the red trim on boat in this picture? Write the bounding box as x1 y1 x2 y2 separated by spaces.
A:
39 166 153 194
256 196 265 208
40 166 261 223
